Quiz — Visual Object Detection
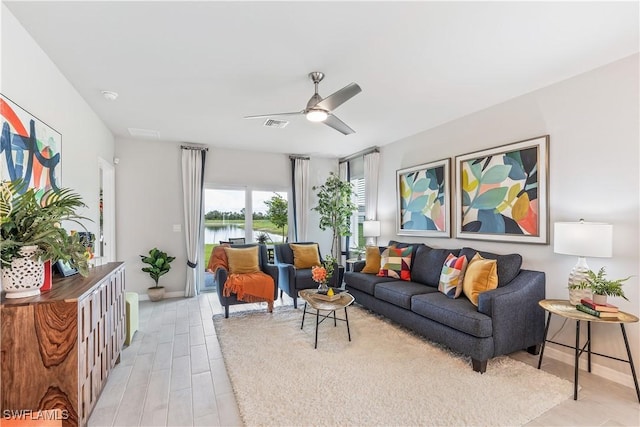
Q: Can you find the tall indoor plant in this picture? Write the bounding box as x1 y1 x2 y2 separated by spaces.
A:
140 247 175 301
313 172 357 260
0 180 91 298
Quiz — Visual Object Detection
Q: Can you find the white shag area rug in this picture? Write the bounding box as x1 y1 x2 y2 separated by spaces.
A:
213 304 572 426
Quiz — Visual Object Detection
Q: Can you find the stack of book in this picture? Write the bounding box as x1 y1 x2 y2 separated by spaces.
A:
576 298 619 318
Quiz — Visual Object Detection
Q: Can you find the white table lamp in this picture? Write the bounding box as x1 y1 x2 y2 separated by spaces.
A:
363 220 381 246
554 220 612 293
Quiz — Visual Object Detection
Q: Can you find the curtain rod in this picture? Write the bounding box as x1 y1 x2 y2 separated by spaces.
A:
339 146 379 163
181 145 209 151
289 155 310 160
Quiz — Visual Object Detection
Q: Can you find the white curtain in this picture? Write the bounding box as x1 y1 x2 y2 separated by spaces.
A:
181 146 207 297
364 151 380 245
291 157 310 242
339 161 349 263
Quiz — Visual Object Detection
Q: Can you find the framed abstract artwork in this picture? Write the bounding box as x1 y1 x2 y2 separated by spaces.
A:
396 158 451 237
454 135 549 244
0 94 62 193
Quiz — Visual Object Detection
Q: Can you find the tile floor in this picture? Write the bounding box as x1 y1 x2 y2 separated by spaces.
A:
89 292 640 426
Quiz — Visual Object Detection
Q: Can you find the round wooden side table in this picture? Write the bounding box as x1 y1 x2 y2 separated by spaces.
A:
537 299 639 402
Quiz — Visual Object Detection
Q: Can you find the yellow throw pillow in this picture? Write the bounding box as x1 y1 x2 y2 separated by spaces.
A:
462 253 498 306
361 246 382 274
290 243 321 269
224 246 260 274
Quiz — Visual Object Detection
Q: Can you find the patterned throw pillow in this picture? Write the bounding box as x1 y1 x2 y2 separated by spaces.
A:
438 253 468 298
462 253 498 306
377 246 413 281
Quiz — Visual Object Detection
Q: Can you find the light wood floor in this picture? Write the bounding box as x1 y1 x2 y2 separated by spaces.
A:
88 292 640 426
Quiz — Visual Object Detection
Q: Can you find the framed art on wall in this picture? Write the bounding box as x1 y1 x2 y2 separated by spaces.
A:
0 94 62 193
396 158 451 237
454 135 549 244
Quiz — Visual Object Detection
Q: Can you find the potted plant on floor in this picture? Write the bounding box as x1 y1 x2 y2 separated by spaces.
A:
0 180 91 298
312 172 357 260
581 267 630 305
140 247 175 301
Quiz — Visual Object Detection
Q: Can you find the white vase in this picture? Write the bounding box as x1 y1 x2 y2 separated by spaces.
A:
1 245 45 299
569 287 592 306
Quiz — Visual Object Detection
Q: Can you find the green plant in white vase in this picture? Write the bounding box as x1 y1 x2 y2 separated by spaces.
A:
580 267 630 305
140 247 175 301
0 180 91 298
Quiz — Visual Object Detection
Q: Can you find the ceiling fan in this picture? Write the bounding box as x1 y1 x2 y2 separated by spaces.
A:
244 72 362 135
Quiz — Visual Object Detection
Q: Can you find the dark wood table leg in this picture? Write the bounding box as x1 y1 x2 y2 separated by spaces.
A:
620 324 640 402
301 301 307 329
314 309 319 349
574 320 581 400
538 311 552 369
345 307 351 342
587 321 592 372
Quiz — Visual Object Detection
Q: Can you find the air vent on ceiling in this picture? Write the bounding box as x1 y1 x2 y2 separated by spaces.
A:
127 127 160 139
263 119 289 129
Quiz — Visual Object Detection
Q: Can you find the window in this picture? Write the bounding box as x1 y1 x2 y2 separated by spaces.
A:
203 187 287 270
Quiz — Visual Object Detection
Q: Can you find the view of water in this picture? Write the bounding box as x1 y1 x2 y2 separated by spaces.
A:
204 224 285 244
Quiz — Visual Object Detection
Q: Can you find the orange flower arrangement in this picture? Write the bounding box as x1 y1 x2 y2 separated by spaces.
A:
312 265 328 284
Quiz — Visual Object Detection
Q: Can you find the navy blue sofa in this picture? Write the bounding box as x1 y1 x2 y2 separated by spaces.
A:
344 241 546 373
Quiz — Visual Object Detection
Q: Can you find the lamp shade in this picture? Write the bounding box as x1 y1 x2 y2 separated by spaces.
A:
554 221 612 258
363 220 381 237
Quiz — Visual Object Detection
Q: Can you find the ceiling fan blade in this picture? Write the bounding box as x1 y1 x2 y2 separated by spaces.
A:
323 114 356 135
315 83 362 111
244 111 303 119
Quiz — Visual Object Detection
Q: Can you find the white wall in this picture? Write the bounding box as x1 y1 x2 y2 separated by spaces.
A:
377 54 639 385
115 140 338 296
1 5 115 246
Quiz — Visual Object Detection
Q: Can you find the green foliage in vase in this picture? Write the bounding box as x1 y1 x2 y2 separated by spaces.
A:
140 248 176 288
580 267 630 300
0 180 91 276
312 172 357 259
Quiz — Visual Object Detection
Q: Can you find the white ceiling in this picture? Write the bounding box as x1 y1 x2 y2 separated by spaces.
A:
5 1 639 158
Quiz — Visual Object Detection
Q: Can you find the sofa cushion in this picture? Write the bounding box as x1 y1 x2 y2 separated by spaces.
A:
290 268 317 290
462 253 498 306
411 245 461 287
438 253 468 298
411 292 493 338
290 243 321 269
459 247 522 287
377 246 413 280
344 271 396 296
224 246 260 274
361 246 382 274
375 281 437 309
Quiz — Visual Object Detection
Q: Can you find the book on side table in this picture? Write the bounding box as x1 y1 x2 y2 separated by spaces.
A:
580 298 619 312
576 303 619 318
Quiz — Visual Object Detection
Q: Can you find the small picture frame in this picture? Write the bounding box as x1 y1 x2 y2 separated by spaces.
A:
54 260 78 277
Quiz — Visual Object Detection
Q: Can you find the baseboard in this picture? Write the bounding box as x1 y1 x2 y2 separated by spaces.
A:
137 290 184 301
544 346 636 389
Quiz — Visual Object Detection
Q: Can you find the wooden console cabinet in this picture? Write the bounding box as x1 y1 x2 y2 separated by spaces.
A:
1 262 126 426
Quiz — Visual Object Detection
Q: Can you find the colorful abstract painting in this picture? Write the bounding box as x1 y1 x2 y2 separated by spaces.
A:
396 158 450 237
1 94 61 195
455 136 549 244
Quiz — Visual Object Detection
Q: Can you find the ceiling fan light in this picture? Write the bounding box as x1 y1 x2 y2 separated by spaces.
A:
306 109 328 122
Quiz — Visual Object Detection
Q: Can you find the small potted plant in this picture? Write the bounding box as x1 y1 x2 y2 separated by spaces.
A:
140 247 175 301
581 267 630 305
